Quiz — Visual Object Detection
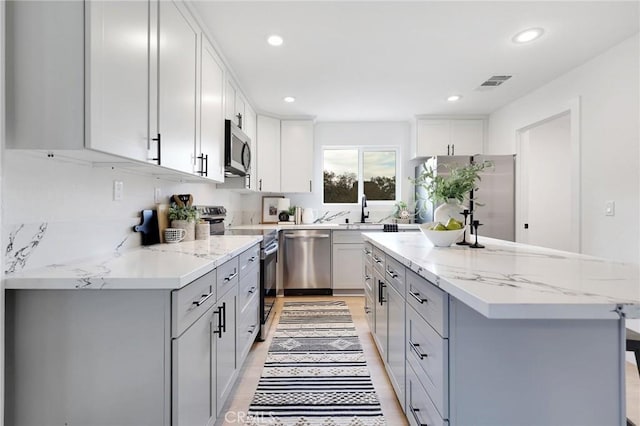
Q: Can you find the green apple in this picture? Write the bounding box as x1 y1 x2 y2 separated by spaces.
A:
432 222 448 231
445 218 463 230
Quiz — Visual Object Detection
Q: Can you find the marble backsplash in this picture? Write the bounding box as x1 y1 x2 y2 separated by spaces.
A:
3 209 259 275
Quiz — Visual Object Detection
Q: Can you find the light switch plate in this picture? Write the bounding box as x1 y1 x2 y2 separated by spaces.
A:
605 200 615 216
113 180 124 201
154 188 161 204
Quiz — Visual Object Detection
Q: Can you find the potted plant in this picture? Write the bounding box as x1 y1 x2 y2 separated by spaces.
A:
168 204 198 241
413 160 492 223
393 201 412 224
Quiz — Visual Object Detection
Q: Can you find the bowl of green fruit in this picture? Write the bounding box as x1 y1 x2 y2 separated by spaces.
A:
419 218 466 247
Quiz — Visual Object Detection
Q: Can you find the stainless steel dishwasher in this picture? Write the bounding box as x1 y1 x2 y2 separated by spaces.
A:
282 230 332 295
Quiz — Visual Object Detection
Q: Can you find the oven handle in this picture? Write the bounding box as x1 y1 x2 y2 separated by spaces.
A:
263 242 279 258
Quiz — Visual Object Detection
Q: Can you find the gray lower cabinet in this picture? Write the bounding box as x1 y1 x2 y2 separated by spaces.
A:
5 244 260 426
332 231 365 291
213 284 237 417
365 243 624 426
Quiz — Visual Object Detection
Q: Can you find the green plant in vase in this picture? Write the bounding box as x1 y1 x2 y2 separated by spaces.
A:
168 204 198 241
412 160 492 223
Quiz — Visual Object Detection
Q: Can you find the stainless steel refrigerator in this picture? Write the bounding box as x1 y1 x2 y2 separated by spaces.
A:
414 155 515 241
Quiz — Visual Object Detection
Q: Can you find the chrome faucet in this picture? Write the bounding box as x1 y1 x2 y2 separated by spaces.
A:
361 195 369 223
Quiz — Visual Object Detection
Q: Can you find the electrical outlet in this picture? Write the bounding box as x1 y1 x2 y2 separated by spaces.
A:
605 200 615 216
154 187 161 204
113 180 124 201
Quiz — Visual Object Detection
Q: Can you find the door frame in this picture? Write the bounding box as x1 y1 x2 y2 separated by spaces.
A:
515 97 581 252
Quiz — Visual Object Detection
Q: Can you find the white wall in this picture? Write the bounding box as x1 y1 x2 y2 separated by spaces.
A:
285 121 413 223
488 34 639 264
2 150 261 272
487 34 640 363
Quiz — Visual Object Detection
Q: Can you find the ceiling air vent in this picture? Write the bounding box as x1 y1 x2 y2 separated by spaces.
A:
476 75 512 90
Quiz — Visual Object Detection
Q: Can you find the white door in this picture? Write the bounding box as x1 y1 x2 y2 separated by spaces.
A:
158 0 198 173
281 120 314 193
87 1 149 161
519 113 573 251
200 36 225 182
256 115 281 192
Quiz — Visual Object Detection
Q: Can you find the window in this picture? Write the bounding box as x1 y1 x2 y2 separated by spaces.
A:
323 148 398 204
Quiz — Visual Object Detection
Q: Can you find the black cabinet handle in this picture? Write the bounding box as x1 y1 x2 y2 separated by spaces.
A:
213 307 223 337
409 290 428 304
221 302 226 334
409 404 428 426
309 180 312 192
447 144 450 155
378 280 386 305
203 154 208 177
452 144 455 155
151 133 161 165
259 179 262 191
409 340 428 359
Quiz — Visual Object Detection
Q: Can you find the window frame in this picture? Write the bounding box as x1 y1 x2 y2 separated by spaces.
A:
322 146 400 206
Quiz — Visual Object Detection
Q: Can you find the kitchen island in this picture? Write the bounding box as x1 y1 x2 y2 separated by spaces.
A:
5 236 262 426
363 232 640 426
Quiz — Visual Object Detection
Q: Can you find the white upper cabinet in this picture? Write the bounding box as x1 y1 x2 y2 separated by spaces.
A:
86 1 150 162
414 118 485 158
225 79 247 129
280 120 314 193
157 0 199 174
256 115 281 192
199 35 225 183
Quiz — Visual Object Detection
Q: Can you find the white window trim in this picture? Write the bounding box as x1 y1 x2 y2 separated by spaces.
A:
322 146 401 206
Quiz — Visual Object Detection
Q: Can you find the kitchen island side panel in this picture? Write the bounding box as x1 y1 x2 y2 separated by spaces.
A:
5 289 171 426
448 298 624 426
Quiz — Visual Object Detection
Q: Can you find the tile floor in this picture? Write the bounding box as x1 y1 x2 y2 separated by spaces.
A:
217 296 640 426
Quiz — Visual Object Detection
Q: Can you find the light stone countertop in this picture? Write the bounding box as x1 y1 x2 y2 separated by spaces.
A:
229 223 419 231
363 232 640 319
4 236 262 290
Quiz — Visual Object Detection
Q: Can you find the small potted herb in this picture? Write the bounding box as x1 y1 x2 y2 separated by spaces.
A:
393 201 412 224
168 204 198 241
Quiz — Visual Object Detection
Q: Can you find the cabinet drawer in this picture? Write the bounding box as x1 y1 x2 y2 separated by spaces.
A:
407 305 449 417
239 244 260 280
406 361 448 426
384 255 405 295
406 269 449 337
171 269 216 338
333 230 363 244
363 262 373 295
372 245 385 274
238 264 259 314
217 257 239 297
237 294 259 363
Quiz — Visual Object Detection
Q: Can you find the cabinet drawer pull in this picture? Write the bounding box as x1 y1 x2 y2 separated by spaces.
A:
151 133 161 165
213 307 223 337
363 248 371 255
409 404 429 426
221 302 227 333
378 280 386 305
224 271 238 282
373 256 382 264
192 291 214 307
447 144 450 156
409 290 428 304
248 256 257 263
409 340 428 359
247 286 256 294
248 324 256 333
385 268 398 279
364 275 371 281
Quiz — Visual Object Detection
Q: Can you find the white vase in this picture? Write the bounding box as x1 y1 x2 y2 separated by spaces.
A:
171 220 195 242
434 199 465 224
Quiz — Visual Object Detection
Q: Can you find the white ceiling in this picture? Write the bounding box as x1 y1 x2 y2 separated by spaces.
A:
192 1 639 121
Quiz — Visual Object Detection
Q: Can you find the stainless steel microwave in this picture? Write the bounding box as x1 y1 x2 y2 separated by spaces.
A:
224 120 251 176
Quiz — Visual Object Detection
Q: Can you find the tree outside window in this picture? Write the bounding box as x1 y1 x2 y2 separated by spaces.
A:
323 148 398 204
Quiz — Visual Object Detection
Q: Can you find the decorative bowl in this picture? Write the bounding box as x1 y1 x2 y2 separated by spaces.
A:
419 222 466 247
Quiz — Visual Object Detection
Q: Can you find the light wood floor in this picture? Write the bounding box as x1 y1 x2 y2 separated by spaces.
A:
217 296 640 425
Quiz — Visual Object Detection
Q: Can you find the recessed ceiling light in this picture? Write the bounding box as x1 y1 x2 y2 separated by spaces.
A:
283 96 296 103
512 28 544 44
447 95 462 102
267 35 283 46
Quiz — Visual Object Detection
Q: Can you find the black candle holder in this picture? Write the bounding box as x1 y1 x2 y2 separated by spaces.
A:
470 220 485 249
456 209 471 246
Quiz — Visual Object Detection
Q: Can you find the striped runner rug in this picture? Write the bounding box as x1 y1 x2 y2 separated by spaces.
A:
246 300 386 426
